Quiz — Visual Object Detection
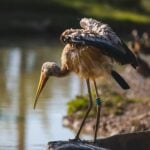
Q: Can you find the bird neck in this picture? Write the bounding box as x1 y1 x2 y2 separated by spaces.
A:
53 65 70 77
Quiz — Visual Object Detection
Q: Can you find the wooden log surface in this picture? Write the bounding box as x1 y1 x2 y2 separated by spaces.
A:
98 130 150 150
47 140 108 150
47 131 150 150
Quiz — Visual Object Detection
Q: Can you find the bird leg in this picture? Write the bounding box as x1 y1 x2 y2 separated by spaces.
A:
93 79 102 144
75 79 93 140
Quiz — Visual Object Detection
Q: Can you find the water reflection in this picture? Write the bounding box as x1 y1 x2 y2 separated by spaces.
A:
0 38 90 150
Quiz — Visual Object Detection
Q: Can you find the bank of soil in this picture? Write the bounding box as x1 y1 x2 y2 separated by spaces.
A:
63 66 150 137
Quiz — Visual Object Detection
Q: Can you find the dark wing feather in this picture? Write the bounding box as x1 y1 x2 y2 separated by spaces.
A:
120 40 138 68
68 34 138 67
111 70 130 89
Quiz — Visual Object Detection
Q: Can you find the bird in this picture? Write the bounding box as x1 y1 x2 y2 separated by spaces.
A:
33 18 138 143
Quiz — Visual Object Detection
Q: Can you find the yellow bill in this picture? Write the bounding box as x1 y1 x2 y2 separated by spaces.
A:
33 72 49 109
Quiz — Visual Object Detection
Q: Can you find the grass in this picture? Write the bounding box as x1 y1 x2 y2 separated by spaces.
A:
67 91 141 118
53 0 150 23
67 96 88 115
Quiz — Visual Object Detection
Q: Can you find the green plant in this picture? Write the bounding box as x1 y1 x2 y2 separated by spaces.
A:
67 96 89 115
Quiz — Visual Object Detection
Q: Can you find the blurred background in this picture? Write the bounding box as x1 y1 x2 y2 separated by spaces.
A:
0 0 149 150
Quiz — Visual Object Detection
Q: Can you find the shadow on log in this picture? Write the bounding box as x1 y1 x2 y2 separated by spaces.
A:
47 131 150 150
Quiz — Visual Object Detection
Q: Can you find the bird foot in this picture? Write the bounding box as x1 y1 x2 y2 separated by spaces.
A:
69 138 82 143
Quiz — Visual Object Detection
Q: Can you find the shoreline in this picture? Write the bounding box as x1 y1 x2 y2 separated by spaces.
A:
63 66 150 138
63 100 150 137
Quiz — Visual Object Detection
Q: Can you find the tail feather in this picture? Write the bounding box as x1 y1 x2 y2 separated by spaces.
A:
111 70 130 89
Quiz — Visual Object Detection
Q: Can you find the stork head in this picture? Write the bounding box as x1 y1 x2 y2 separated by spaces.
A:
33 62 60 109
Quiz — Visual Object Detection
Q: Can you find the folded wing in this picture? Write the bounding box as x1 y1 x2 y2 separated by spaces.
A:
62 30 138 68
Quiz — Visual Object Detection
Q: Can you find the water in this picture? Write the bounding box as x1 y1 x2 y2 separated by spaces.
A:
0 37 92 150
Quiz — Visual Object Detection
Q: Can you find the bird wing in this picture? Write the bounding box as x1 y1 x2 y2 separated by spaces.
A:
63 30 138 68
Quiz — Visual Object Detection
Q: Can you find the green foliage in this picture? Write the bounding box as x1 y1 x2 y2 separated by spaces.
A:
54 0 150 23
103 90 140 105
0 0 149 23
0 0 149 35
67 91 141 119
67 96 89 115
102 91 141 115
67 95 97 119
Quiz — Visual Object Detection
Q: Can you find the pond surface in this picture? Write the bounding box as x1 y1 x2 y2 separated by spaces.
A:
0 37 92 150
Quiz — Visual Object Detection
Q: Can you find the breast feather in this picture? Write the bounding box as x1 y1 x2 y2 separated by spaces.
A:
61 44 112 79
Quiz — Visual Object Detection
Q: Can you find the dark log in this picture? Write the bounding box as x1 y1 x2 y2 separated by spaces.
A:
99 130 150 150
47 131 150 150
47 140 108 150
